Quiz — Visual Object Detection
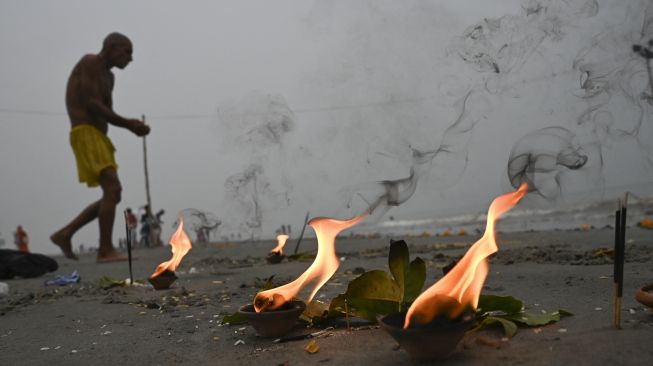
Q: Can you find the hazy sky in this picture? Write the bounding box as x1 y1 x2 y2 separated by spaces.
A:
1 0 652 254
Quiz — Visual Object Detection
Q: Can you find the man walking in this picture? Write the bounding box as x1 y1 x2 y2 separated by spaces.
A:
51 33 150 263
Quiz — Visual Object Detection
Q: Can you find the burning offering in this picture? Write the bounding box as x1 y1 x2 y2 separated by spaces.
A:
266 234 289 264
238 214 365 337
254 214 366 312
148 217 192 290
380 184 528 361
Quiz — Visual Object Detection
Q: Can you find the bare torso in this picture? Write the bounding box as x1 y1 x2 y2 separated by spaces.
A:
65 54 114 134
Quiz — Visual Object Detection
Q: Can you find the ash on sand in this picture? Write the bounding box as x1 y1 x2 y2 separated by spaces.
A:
0 228 652 365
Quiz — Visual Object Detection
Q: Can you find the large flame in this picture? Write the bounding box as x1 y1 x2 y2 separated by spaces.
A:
254 214 366 312
404 183 528 328
270 234 289 255
150 217 193 278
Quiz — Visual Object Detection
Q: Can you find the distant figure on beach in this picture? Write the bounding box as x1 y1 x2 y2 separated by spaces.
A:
126 207 138 245
139 206 164 247
50 33 150 263
14 226 29 253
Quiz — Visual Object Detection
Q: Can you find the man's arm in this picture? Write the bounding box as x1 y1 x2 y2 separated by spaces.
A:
77 57 149 136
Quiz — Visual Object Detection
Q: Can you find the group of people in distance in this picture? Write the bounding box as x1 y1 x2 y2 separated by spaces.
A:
124 206 165 249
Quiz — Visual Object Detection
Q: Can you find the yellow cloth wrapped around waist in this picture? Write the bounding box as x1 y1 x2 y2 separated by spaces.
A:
69 124 118 187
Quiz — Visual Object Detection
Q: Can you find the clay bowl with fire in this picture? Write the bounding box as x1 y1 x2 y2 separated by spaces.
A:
635 283 653 310
379 311 475 362
380 185 528 362
265 251 285 264
148 270 178 290
238 300 306 338
266 234 289 264
149 217 192 290
240 216 366 337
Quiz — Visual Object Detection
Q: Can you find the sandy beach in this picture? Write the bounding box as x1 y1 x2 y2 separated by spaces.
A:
1 228 652 365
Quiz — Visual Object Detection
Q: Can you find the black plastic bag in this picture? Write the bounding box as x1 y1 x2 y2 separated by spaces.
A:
0 249 59 279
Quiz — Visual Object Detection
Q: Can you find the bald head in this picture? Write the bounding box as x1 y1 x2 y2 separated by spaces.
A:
100 32 133 69
102 32 131 51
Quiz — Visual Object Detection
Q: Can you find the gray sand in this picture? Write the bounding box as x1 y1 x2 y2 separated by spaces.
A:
1 228 652 365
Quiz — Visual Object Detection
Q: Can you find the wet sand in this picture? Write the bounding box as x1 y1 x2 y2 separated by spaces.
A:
1 228 652 365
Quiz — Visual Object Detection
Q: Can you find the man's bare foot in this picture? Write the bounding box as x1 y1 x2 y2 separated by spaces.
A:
96 250 129 263
50 231 79 260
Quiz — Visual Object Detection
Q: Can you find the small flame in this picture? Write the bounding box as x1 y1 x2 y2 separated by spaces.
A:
150 217 192 278
404 183 528 328
270 234 289 255
253 214 366 312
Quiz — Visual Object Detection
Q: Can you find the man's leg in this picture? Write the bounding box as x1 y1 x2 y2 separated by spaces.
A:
96 167 128 263
51 199 101 260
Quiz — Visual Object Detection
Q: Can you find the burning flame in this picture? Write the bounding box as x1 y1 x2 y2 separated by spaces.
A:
254 214 366 312
270 234 289 255
404 183 528 328
150 217 192 278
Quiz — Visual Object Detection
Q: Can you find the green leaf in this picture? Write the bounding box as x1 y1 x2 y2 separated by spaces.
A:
477 295 523 315
328 270 402 321
476 316 518 337
304 300 329 318
504 310 567 326
222 312 247 325
337 270 402 301
301 300 330 325
97 276 126 290
388 240 425 307
388 240 410 300
404 257 426 304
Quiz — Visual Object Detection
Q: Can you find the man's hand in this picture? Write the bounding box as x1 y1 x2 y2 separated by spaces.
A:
127 119 150 136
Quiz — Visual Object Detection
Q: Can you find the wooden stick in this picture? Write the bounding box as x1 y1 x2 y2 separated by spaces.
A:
142 115 155 246
142 115 152 213
293 211 310 255
123 210 134 286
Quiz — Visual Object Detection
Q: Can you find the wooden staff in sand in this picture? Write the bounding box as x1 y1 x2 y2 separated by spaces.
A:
141 115 161 247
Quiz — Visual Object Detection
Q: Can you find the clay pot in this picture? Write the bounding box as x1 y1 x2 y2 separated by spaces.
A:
148 270 177 290
238 300 306 337
266 251 285 264
635 283 653 309
379 312 474 362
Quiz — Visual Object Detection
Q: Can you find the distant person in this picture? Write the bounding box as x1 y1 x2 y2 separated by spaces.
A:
50 33 150 263
151 209 165 247
139 205 164 247
14 226 29 253
126 207 138 246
